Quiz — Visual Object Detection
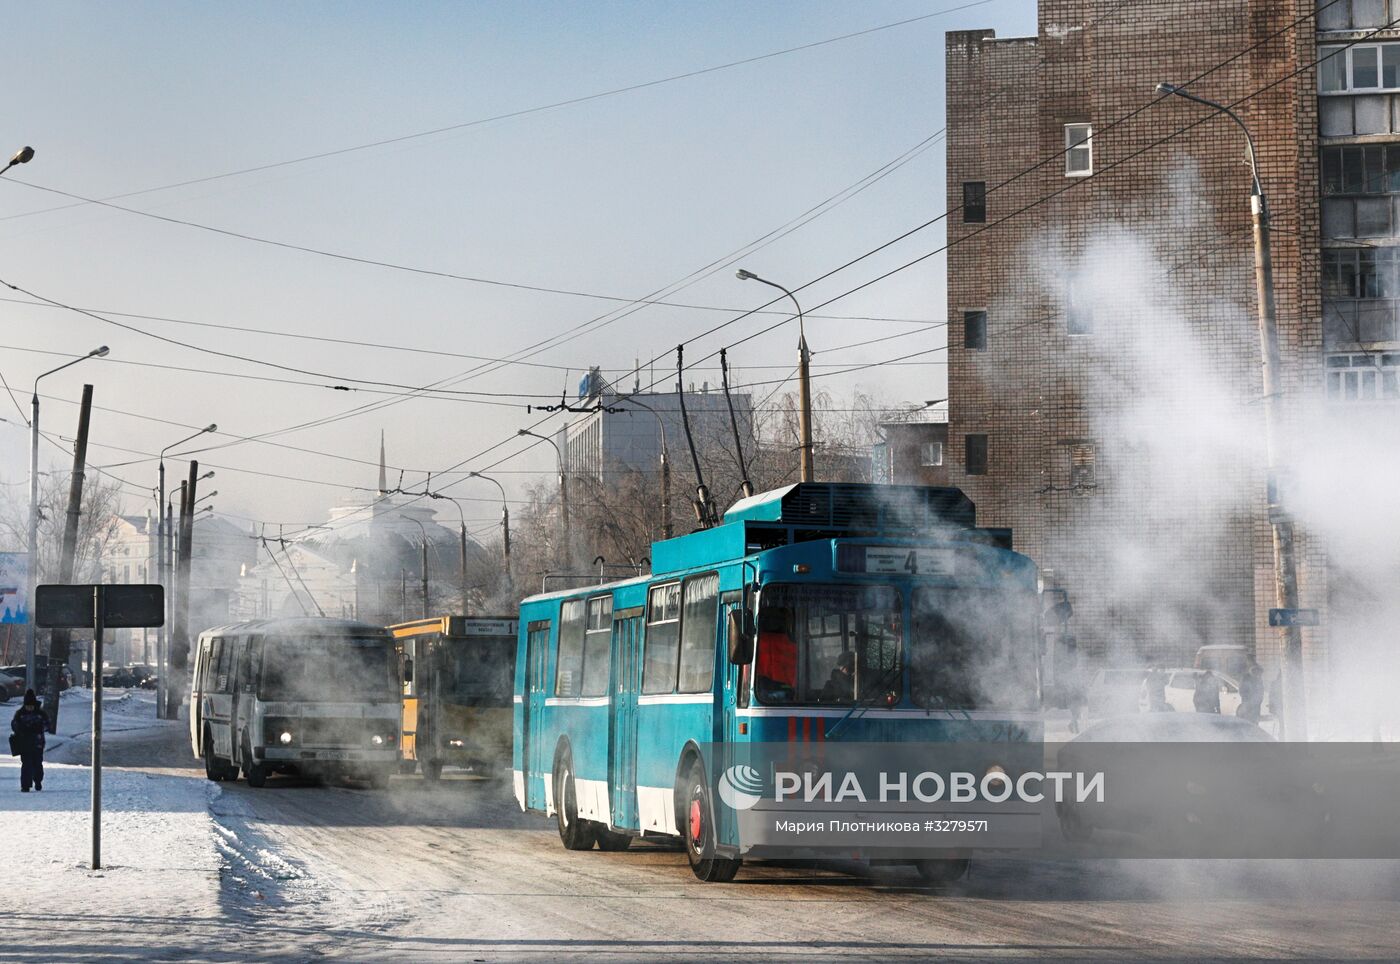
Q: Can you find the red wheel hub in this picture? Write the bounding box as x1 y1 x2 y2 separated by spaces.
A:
689 798 703 843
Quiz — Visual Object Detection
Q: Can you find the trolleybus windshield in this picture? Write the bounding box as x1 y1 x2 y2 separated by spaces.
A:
910 587 1039 710
442 637 515 706
258 636 398 703
753 584 902 706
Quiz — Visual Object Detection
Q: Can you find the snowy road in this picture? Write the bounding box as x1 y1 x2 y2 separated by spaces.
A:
6 720 1400 962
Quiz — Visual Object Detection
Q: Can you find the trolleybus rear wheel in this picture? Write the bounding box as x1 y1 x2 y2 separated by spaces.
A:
554 752 596 851
683 759 740 883
595 828 632 851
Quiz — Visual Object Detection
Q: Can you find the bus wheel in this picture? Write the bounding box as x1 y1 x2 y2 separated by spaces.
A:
915 859 969 885
203 733 229 782
595 828 632 851
242 735 268 788
683 759 740 882
423 760 443 782
554 754 596 851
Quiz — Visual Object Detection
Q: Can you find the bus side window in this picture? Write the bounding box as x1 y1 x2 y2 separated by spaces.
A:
677 573 718 693
555 600 586 698
207 638 224 693
236 639 254 694
642 583 681 694
194 640 210 695
247 638 264 695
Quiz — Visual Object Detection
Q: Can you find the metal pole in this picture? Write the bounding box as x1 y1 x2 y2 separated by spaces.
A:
1251 193 1306 740
24 392 39 692
91 584 104 871
45 385 94 731
421 538 430 619
156 462 166 719
735 271 814 481
623 400 673 540
459 523 469 616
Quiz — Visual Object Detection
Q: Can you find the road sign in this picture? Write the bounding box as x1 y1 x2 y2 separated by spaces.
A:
1269 608 1319 628
35 584 164 628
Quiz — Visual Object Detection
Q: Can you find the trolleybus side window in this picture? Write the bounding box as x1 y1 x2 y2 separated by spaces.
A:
527 621 551 694
677 573 719 693
555 599 586 697
642 582 681 694
581 595 613 697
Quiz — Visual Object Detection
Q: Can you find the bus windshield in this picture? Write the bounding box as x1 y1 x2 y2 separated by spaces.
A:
753 584 902 705
258 636 397 703
441 637 515 706
910 588 1038 710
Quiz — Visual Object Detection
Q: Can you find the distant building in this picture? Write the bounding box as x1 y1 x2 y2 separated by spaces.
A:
874 409 949 487
560 367 754 483
233 441 484 624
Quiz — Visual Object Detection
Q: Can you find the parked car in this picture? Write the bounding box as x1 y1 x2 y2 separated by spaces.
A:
0 671 24 702
1194 644 1249 680
1162 668 1241 717
1 661 72 691
1085 668 1148 719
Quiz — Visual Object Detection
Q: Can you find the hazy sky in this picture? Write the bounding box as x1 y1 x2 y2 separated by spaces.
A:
0 0 1038 536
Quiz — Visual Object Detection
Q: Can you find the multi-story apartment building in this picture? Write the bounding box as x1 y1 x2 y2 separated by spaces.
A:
943 2 1379 697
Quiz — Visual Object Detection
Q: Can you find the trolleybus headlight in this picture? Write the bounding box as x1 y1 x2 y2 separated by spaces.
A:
278 731 293 745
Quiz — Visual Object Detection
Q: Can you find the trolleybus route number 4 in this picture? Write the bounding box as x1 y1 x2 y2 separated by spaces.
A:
858 546 955 576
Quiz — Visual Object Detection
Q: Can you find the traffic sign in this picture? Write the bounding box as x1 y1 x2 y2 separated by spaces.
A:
1268 608 1319 628
35 584 164 628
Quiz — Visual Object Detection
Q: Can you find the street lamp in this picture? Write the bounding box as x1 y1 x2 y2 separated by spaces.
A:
399 514 431 619
737 268 814 482
468 470 513 588
0 146 34 178
428 491 472 616
1156 82 1305 738
518 429 570 565
618 399 672 540
194 490 218 505
24 345 109 691
155 424 215 719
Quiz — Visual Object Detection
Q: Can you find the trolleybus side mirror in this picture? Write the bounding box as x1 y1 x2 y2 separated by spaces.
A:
727 609 755 665
403 658 414 683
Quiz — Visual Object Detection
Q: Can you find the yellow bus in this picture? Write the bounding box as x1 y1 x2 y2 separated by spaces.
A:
391 615 517 780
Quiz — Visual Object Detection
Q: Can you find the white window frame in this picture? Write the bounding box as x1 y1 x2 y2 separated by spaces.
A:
918 441 943 467
1319 43 1400 94
1064 123 1093 177
1326 352 1400 402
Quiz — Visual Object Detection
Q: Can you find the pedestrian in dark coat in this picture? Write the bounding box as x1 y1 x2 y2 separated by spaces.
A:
10 689 48 792
1192 671 1221 715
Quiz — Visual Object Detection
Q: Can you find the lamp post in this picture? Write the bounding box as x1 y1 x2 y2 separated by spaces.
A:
400 514 431 618
469 472 512 590
737 268 814 482
25 346 109 691
619 399 672 540
1156 82 1305 739
156 428 214 719
0 145 34 178
429 492 472 616
518 429 570 566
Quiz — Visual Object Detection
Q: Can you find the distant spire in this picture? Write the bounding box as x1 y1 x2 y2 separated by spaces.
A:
378 431 387 494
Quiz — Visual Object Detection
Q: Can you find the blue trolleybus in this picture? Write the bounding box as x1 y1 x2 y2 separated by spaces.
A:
512 482 1043 882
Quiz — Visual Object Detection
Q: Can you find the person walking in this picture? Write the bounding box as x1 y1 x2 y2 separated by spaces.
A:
10 689 48 792
1237 660 1264 724
1192 671 1221 715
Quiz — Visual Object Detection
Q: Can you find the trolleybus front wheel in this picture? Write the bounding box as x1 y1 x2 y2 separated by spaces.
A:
915 858 969 885
554 752 597 851
683 759 740 883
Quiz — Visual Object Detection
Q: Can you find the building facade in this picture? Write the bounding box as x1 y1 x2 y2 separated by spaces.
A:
944 2 1352 689
874 412 950 487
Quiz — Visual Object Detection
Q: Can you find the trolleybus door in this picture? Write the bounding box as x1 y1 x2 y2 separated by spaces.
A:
608 608 644 831
523 620 551 810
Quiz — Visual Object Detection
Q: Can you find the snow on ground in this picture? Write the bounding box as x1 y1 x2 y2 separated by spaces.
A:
43 686 171 759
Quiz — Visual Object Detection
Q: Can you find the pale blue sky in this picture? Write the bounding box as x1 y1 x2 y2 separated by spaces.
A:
0 0 1038 531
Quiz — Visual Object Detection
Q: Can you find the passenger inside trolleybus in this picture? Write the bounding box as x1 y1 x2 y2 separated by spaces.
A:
753 585 902 706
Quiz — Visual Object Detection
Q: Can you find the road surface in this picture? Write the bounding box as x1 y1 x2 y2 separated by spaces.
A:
15 724 1400 962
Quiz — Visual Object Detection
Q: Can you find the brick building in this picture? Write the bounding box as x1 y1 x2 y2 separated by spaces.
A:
941 1 1381 691
872 410 950 486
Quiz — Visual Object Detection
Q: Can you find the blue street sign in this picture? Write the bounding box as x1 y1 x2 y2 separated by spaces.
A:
1269 608 1319 628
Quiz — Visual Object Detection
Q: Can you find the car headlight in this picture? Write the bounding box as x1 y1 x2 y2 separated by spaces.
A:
279 731 293 745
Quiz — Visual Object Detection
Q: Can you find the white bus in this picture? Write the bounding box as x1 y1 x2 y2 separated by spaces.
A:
189 618 400 788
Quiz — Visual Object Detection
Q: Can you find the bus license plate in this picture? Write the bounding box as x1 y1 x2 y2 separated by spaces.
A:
324 751 362 761
863 547 954 576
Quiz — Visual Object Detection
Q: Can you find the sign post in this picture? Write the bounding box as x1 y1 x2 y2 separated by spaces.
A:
36 583 163 871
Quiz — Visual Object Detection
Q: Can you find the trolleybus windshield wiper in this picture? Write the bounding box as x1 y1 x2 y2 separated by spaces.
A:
823 661 904 740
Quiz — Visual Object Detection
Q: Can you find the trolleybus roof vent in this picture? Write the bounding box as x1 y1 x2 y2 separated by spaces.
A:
723 483 976 532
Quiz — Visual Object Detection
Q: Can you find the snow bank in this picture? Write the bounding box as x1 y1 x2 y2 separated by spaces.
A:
0 759 221 933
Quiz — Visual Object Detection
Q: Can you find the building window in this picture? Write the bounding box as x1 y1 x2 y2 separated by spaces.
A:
1322 144 1400 196
919 441 943 467
1320 43 1400 93
1066 283 1094 335
962 181 986 223
1064 124 1093 176
1068 442 1097 488
1326 352 1400 401
1319 0 1400 32
963 310 988 351
965 434 989 475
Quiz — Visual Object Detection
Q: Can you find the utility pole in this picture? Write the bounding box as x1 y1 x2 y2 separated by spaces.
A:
458 522 469 617
517 430 569 567
44 385 94 731
1157 83 1307 738
737 270 814 482
621 401 673 540
469 472 512 587
168 462 199 720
